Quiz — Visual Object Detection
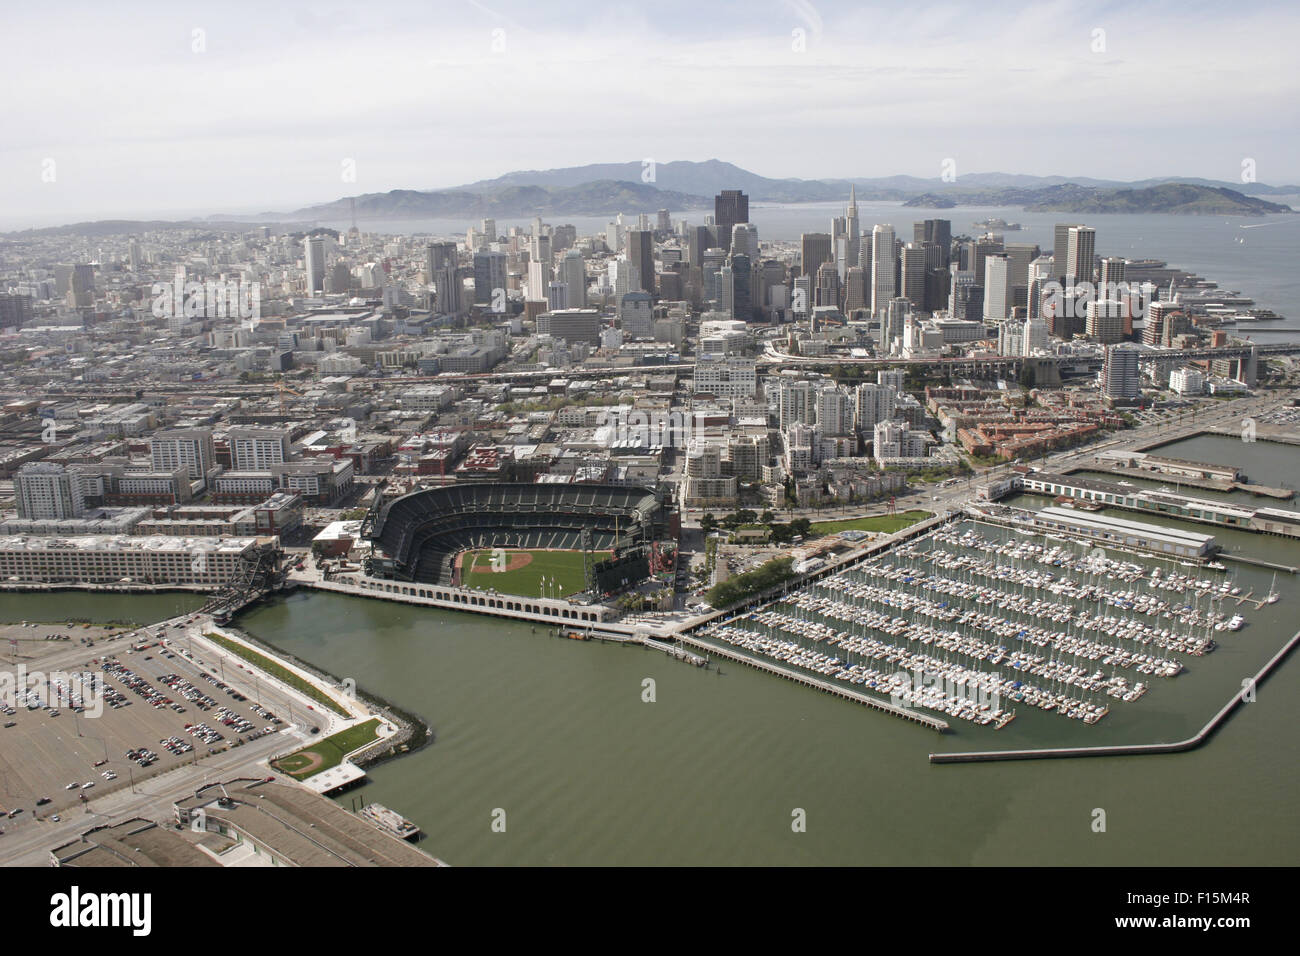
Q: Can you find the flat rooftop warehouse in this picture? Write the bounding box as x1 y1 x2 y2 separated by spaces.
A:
1034 506 1216 557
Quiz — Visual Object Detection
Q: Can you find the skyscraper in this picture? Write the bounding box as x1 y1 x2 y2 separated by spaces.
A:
1067 226 1096 283
305 236 326 294
1099 256 1126 295
714 190 749 252
730 253 752 320
1053 223 1075 280
626 230 655 296
731 223 759 260
800 233 832 279
870 224 897 316
561 249 587 308
982 255 1011 321
1102 343 1140 401
913 219 952 267
814 261 840 309
900 243 927 312
473 251 507 306
843 186 861 271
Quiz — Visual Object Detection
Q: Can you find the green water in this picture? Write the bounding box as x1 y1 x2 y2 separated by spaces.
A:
0 591 206 626
227 586 1298 865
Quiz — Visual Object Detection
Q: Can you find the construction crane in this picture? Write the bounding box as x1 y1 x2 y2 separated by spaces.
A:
274 381 303 421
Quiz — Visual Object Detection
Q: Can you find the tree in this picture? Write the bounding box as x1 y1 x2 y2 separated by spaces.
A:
700 513 717 535
760 510 775 525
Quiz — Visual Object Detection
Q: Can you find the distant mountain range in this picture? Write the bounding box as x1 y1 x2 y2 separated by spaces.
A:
280 159 1295 221
904 182 1292 215
5 160 1295 237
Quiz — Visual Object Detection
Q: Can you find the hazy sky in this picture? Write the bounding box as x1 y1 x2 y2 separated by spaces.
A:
3 0 1297 227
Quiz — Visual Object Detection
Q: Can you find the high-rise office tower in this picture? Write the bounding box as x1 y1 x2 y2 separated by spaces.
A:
730 253 752 320
971 234 1004 291
870 224 897 316
626 230 655 296
913 219 952 268
1099 256 1126 294
657 209 671 234
843 266 868 312
473 251 507 305
718 265 735 317
948 267 977 320
1004 242 1039 311
561 250 586 308
900 243 928 312
427 241 456 274
481 218 497 241
800 233 832 279
1067 226 1096 283
305 236 327 294
1053 224 1075 280
731 223 759 260
843 186 861 268
686 225 712 269
547 281 569 311
982 255 1011 321
815 260 841 309
714 190 749 252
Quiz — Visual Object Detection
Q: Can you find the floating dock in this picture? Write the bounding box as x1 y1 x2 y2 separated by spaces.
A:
929 628 1300 764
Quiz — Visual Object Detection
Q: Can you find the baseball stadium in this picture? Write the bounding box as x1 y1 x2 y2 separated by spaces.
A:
365 483 673 599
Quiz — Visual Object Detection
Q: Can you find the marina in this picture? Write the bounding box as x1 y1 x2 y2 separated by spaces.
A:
695 516 1276 731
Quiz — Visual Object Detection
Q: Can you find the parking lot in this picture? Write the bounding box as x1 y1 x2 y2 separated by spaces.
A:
0 620 290 829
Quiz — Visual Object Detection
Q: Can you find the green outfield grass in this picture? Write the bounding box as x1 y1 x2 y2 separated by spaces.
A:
808 510 932 536
461 548 609 599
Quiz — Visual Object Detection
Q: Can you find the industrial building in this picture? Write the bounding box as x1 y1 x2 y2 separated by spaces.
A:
1031 506 1215 558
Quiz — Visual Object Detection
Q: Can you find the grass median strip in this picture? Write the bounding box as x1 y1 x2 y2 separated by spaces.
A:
203 633 351 718
273 718 383 780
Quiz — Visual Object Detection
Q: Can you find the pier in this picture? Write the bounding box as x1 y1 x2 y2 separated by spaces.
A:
929 628 1300 764
673 631 950 731
1220 552 1299 574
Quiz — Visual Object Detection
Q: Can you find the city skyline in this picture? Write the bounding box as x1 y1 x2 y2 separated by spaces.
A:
3 0 1299 227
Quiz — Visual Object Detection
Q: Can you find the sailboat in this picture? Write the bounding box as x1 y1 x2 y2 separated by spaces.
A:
1265 572 1280 605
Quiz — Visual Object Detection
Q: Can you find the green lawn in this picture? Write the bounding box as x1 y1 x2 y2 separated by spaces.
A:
273 718 383 780
809 510 932 536
460 548 609 599
204 633 351 718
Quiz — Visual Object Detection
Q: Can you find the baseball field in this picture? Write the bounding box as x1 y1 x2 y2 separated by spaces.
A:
456 548 610 599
